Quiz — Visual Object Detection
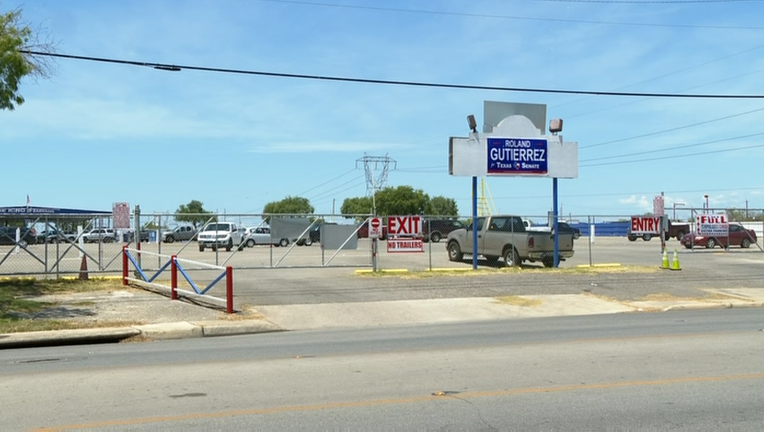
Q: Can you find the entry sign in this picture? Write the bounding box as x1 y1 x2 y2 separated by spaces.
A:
631 216 662 234
369 217 382 239
487 138 548 175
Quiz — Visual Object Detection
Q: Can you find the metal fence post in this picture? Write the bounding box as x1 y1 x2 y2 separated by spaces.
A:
226 266 233 314
171 255 178 300
122 245 128 285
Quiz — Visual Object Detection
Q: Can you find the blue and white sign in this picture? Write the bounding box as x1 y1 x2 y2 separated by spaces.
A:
487 138 548 175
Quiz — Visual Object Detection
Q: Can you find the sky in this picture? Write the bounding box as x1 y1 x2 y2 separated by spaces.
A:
2 0 764 222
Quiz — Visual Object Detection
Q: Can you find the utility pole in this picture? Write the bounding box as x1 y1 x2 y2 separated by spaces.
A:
356 154 396 215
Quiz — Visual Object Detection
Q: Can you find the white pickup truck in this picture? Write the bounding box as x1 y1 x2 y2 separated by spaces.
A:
446 215 575 267
197 222 245 252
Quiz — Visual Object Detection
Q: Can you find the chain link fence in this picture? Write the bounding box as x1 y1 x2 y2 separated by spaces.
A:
1 209 762 276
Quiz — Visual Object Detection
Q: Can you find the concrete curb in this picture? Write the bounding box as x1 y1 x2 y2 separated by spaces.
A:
0 320 284 349
0 327 141 349
193 320 283 337
663 301 764 312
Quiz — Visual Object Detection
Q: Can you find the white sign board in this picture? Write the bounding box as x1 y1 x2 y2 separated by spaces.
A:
387 238 424 253
697 214 728 236
653 196 665 217
369 217 382 239
449 134 578 178
387 215 422 237
630 216 662 234
113 202 130 229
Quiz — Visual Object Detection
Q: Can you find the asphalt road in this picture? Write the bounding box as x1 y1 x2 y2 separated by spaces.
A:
3 309 763 431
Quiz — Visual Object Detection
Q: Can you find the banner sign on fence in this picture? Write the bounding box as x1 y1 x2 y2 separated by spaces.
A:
697 214 728 236
387 215 423 253
387 238 425 253
630 216 662 234
388 215 422 237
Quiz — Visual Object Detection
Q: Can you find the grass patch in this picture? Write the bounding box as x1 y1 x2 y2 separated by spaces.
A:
0 277 127 334
494 296 543 307
0 318 144 333
362 265 660 279
638 292 743 302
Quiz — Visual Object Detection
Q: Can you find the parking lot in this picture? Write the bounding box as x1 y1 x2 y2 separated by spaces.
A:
2 235 762 273
3 236 762 310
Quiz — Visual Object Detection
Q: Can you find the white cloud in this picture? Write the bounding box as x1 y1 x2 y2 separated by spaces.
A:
248 141 404 154
619 195 651 212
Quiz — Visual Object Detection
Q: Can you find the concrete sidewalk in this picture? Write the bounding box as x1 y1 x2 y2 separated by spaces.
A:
2 288 763 349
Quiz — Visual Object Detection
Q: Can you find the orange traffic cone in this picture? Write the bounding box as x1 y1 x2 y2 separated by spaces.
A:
670 249 681 271
78 255 89 280
660 248 669 270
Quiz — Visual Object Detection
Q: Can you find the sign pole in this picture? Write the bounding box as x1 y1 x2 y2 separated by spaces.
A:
472 176 478 270
372 238 377 272
553 177 559 268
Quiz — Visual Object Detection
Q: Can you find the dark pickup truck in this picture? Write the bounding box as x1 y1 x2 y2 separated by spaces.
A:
628 220 690 242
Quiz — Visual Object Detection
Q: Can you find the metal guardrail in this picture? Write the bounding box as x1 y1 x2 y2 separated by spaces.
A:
122 246 234 314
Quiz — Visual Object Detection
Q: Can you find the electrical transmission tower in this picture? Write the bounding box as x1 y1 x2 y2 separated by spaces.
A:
356 153 396 215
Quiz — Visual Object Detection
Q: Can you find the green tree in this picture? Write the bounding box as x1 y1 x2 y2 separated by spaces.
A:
1 7 56 110
375 186 430 216
726 208 763 222
426 196 458 216
340 196 374 218
263 196 314 215
175 200 215 229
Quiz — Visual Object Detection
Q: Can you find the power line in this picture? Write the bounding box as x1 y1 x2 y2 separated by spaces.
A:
581 106 764 149
525 0 762 3
581 142 764 167
307 175 366 202
255 0 764 30
19 50 764 99
296 168 356 196
581 131 764 162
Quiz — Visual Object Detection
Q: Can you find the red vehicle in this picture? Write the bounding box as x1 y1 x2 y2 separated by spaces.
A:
357 219 387 240
680 223 757 249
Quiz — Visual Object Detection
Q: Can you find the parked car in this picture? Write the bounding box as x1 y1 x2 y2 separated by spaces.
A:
197 222 245 251
161 226 197 243
422 219 466 243
446 214 575 267
300 222 338 245
628 220 690 242
556 222 582 240
527 221 582 240
0 226 37 246
680 223 757 249
240 227 274 248
82 228 116 243
37 229 66 243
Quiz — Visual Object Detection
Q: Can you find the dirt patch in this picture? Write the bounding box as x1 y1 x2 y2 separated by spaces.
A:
494 296 544 307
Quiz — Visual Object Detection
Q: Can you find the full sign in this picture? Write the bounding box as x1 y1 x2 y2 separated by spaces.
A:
697 214 728 236
387 215 422 236
630 216 662 234
487 138 548 175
